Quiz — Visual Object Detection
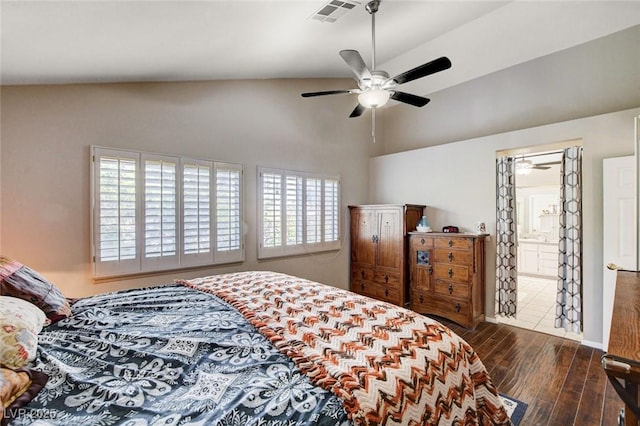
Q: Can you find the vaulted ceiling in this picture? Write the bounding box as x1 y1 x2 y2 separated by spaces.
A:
2 0 639 103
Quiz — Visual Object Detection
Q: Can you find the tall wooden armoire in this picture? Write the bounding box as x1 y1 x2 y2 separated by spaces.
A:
349 204 425 307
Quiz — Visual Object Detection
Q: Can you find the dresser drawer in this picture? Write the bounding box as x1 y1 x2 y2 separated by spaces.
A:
373 271 400 287
414 296 473 328
433 249 473 265
351 265 374 282
411 289 429 306
359 281 400 305
434 237 473 250
433 279 470 299
410 235 434 250
433 264 469 282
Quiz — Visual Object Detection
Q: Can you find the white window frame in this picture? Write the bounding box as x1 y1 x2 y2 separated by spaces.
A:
91 147 244 278
257 166 341 259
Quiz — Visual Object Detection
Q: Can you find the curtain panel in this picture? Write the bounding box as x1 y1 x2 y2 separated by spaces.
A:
555 146 583 333
495 156 518 317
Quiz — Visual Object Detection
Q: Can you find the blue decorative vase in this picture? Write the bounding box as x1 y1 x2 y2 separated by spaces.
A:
416 215 431 232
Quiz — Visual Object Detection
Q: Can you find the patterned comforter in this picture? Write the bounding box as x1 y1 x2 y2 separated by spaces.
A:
15 271 510 425
13 283 350 425
180 272 510 426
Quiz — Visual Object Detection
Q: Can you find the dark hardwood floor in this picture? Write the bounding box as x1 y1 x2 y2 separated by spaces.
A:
436 318 625 426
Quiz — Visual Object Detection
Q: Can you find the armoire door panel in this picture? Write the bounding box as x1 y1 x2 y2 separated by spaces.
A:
351 209 377 267
376 209 402 270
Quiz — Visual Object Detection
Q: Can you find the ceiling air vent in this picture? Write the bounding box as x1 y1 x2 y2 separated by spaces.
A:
311 0 361 23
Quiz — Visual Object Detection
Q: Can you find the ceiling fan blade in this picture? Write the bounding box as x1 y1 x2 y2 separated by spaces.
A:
390 56 452 85
339 50 372 82
390 91 430 107
301 90 354 98
349 103 366 118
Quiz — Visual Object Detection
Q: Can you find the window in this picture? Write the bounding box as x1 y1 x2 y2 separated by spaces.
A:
92 147 243 278
258 167 341 259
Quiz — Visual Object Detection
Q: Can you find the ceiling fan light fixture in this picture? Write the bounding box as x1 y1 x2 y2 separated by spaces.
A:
358 89 390 108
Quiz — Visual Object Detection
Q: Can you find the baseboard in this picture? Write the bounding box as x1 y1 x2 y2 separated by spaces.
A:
581 339 603 350
486 317 602 349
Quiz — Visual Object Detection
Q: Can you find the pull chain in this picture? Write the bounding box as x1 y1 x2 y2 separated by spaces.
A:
372 108 376 143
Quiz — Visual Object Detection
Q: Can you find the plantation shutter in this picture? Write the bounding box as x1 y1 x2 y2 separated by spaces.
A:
306 178 322 244
142 154 178 270
215 162 244 262
182 159 213 266
324 178 339 242
286 175 303 246
93 148 140 277
261 171 282 251
92 147 244 278
258 167 341 259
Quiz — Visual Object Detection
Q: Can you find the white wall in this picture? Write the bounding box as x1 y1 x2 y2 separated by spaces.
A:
0 79 381 297
380 25 640 154
369 107 640 346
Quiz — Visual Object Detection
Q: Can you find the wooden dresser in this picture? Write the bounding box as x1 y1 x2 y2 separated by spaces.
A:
349 204 424 307
602 270 640 426
409 232 487 328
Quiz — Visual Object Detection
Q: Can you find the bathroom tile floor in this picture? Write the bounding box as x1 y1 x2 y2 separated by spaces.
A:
497 275 582 342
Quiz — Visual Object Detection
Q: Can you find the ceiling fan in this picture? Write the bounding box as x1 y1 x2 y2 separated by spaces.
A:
301 0 452 140
515 158 560 175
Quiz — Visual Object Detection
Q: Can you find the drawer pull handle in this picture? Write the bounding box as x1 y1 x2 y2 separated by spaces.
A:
360 283 364 291
361 270 365 279
428 266 433 275
455 303 461 313
385 288 389 297
448 252 454 262
448 268 454 278
384 275 389 283
420 238 425 244
419 294 424 303
448 284 453 294
448 240 454 247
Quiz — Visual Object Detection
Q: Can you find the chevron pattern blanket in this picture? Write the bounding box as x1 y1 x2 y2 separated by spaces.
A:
179 271 511 426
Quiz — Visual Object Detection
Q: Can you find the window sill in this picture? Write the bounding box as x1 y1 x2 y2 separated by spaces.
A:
257 243 342 261
92 260 243 284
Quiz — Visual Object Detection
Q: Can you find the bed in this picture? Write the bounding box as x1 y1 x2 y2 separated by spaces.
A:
2 270 511 425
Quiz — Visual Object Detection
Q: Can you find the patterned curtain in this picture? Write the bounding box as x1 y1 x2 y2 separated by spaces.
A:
495 156 518 317
555 146 583 333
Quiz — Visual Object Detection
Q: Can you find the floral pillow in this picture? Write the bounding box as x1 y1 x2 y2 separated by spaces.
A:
0 256 71 323
0 296 48 369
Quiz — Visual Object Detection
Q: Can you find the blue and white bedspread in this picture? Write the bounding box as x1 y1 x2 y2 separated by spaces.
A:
13 284 350 425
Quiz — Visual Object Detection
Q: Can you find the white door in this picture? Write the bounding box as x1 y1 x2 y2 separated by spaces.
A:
602 155 636 350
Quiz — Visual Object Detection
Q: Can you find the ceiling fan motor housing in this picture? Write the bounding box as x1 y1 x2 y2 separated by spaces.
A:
359 70 390 91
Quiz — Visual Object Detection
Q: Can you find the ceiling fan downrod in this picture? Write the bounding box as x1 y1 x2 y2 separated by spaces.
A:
365 0 380 70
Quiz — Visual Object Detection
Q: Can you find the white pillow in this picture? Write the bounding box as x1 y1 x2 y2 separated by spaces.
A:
0 296 48 368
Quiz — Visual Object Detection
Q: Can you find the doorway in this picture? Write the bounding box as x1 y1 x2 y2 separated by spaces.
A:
496 150 582 341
